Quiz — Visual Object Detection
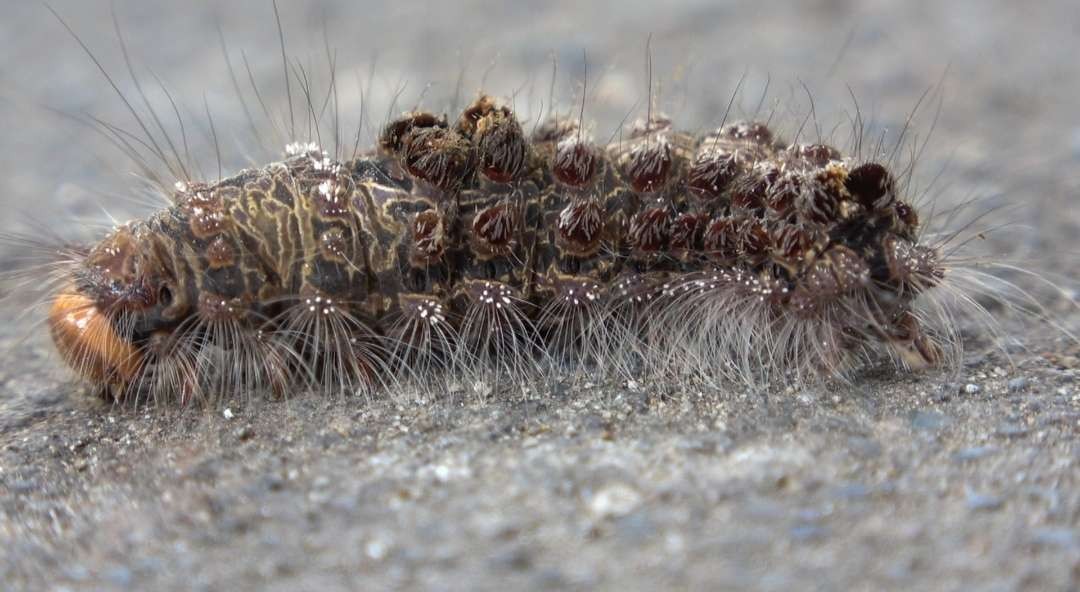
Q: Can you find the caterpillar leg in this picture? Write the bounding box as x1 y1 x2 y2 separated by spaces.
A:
279 290 396 398
176 295 296 404
535 275 609 376
453 279 540 392
881 310 945 370
384 293 457 387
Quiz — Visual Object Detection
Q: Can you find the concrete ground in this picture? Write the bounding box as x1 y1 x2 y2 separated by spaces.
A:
1 1 1078 590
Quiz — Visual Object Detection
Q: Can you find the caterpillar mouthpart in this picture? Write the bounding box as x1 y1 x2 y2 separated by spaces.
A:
48 290 143 386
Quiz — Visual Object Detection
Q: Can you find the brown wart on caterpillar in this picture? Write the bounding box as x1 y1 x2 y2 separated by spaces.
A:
9 8 1072 406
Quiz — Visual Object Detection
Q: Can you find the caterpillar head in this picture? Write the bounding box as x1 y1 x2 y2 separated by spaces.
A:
48 222 179 387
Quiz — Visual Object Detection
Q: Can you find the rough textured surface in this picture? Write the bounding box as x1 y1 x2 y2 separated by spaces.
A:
1 1 1078 590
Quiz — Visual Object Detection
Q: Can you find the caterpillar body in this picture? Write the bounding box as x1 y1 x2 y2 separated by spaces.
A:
38 83 959 406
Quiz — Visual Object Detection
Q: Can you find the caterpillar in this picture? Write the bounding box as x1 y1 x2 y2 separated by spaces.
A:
6 6 1058 407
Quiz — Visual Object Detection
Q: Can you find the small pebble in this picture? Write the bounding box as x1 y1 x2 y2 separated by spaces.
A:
995 423 1029 439
790 524 828 542
964 383 981 395
952 446 996 462
489 545 533 571
1031 528 1077 549
1007 377 1029 393
103 566 133 586
965 489 1004 511
910 410 951 432
833 482 872 500
589 483 642 519
365 539 389 560
846 436 883 459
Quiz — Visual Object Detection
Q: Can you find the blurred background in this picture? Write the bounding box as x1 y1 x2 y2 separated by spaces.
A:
1 1 1078 590
2 0 1077 235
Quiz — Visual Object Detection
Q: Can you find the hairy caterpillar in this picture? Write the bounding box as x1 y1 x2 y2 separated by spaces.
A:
5 5 1063 407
